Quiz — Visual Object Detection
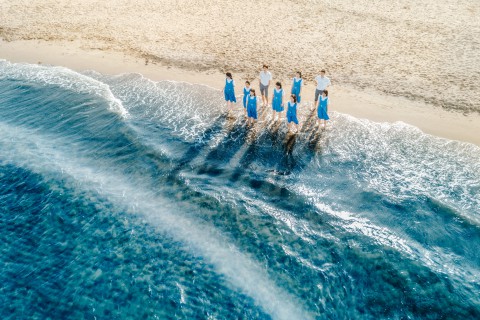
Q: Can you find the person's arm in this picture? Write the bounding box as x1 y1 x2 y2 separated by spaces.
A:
268 73 272 86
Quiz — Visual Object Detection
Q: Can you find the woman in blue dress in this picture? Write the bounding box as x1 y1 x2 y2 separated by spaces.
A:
271 81 284 121
290 71 303 103
246 89 258 125
224 72 236 112
242 80 251 118
317 90 330 129
286 94 299 133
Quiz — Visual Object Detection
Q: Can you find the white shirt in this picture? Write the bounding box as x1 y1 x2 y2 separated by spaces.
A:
259 71 272 86
293 77 303 86
226 78 235 86
315 75 331 90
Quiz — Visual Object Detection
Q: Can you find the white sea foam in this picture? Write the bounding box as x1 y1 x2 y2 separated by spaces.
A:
83 71 226 143
325 113 480 224
290 181 480 287
0 60 128 117
0 122 312 320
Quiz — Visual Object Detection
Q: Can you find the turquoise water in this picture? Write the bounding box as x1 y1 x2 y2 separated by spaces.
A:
0 60 479 319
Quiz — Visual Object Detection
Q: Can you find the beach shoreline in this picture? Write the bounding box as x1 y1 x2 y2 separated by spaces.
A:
1 39 479 146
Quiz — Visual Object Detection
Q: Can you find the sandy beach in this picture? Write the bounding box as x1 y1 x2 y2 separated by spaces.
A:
2 2 480 319
1 0 479 145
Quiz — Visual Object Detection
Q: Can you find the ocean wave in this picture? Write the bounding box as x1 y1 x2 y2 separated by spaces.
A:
1 62 479 318
0 60 128 117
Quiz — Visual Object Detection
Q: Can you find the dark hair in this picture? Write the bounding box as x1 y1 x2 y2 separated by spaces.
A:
320 69 326 73
296 71 302 78
250 88 256 96
263 64 269 69
276 81 282 89
226 72 233 79
290 94 297 103
245 80 250 85
323 90 328 97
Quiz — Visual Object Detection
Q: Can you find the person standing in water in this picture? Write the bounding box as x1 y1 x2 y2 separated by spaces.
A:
291 71 303 103
286 94 299 133
317 90 330 129
258 64 272 107
271 81 284 121
246 89 258 125
242 80 251 118
313 69 330 110
224 72 236 112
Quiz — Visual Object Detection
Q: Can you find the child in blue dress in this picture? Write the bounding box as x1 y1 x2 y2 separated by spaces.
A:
290 71 303 103
246 89 258 125
242 80 251 118
286 94 299 133
271 81 284 121
224 72 236 112
317 90 330 129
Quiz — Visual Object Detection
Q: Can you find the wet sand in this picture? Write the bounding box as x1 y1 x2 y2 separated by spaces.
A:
1 0 480 146
1 39 479 146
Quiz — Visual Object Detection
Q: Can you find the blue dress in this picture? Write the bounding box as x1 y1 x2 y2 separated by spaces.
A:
224 79 236 102
286 102 299 124
247 96 258 119
272 88 284 112
242 87 251 108
291 78 303 103
317 96 329 120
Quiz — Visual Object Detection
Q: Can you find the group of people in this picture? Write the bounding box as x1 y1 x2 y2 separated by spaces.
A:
223 65 331 133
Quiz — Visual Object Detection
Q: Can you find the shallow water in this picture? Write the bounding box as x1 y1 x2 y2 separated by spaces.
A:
1 61 479 319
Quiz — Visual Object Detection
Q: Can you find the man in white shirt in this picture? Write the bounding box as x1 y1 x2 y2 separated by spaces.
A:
258 64 272 107
314 69 331 109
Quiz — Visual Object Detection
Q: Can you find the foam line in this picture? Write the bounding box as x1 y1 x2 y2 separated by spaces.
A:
0 122 312 320
0 60 128 117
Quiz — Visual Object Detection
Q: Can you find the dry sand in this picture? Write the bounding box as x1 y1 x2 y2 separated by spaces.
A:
1 0 479 145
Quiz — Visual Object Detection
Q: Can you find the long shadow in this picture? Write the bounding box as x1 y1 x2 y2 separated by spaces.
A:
140 107 328 224
165 114 227 181
197 120 250 177
126 108 480 320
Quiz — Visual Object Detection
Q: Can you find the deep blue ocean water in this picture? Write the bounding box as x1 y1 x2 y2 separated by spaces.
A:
0 60 479 319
